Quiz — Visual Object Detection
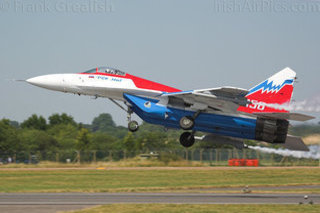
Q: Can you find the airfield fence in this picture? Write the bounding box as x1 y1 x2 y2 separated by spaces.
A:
0 149 319 166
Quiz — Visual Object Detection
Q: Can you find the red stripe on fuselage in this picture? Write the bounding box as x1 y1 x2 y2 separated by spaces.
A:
125 74 181 93
80 72 181 93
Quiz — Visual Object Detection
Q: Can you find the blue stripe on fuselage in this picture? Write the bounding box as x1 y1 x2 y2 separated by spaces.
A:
124 94 257 140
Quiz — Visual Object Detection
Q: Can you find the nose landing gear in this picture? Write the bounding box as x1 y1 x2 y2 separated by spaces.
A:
108 98 140 132
128 120 139 132
127 108 139 132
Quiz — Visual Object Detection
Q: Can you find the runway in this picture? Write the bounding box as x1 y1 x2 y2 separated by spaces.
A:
0 193 319 213
1 192 320 205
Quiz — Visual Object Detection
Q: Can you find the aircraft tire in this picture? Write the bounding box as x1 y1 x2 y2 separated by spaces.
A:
179 132 195 148
128 120 139 132
179 116 195 130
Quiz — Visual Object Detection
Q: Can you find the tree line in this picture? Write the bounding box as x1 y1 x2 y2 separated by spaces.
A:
0 113 185 154
1 113 319 155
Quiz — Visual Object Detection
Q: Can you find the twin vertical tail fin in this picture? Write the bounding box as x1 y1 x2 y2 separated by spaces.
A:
238 67 296 114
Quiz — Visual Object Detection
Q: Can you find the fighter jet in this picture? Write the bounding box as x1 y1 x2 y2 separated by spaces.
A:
26 67 314 151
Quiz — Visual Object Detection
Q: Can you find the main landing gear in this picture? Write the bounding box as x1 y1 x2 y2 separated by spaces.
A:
179 111 202 148
179 116 195 130
179 132 195 147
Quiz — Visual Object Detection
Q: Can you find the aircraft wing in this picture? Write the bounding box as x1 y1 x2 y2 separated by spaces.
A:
160 87 250 113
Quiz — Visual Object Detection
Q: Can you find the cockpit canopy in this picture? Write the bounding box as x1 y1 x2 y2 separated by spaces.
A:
83 67 126 76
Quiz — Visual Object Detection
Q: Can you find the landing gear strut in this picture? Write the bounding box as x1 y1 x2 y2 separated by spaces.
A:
108 98 139 132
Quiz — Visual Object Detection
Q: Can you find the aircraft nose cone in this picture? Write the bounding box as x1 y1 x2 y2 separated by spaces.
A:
26 74 66 92
26 76 45 86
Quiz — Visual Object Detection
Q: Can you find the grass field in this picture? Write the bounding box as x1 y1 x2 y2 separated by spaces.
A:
0 160 207 168
66 204 320 213
0 167 319 193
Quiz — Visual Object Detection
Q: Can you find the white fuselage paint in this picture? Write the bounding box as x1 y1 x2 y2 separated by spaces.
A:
26 74 162 101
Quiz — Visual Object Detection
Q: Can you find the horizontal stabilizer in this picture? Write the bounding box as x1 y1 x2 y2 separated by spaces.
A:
253 112 315 121
282 135 309 151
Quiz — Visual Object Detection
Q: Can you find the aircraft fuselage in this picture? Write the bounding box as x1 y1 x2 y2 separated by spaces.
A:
27 72 179 101
25 66 311 151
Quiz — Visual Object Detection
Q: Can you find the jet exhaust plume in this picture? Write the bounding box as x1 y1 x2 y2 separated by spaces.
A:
248 145 320 160
261 94 320 113
290 96 320 112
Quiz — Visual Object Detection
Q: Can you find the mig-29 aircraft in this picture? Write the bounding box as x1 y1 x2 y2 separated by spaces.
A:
26 67 314 151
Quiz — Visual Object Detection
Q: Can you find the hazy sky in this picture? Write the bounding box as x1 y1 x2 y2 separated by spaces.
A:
1 0 320 126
